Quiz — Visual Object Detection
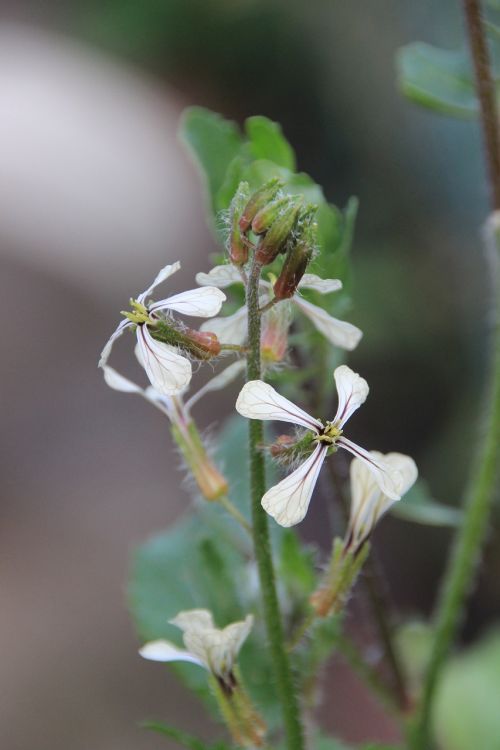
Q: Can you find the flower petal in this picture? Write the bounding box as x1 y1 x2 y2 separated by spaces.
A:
139 639 205 668
200 306 248 345
332 365 369 426
170 609 215 632
102 365 143 393
261 444 328 527
294 297 362 351
137 261 181 304
150 287 226 318
297 274 342 294
338 437 402 500
236 380 323 432
185 361 246 412
137 326 192 395
384 452 418 496
196 265 243 288
98 319 132 368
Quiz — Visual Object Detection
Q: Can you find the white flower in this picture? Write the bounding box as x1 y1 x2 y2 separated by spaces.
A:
99 262 226 395
196 265 362 350
139 609 253 687
235 365 404 527
347 451 418 550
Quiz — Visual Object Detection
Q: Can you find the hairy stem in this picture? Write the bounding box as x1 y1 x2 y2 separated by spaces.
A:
412 2 500 745
246 256 305 750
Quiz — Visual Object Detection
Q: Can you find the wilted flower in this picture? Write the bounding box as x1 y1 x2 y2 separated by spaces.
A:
99 261 226 395
346 451 418 551
196 264 362 351
236 365 403 527
139 609 253 690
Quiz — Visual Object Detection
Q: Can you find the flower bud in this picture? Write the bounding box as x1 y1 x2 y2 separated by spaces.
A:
228 182 250 266
171 420 229 501
269 434 296 458
184 328 221 358
310 538 369 617
251 196 292 235
238 178 282 234
274 212 317 299
254 197 302 266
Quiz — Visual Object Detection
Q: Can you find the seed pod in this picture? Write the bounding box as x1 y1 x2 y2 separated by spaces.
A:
228 182 250 266
238 178 282 234
254 197 302 266
274 213 317 299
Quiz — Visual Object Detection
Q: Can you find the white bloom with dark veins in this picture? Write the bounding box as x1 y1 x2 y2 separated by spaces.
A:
236 365 406 527
139 609 253 685
196 265 362 350
347 451 418 550
99 262 226 395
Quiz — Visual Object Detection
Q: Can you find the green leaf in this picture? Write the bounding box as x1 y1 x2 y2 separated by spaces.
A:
180 107 243 213
391 480 463 527
397 42 478 118
434 629 500 750
278 530 316 596
245 115 296 170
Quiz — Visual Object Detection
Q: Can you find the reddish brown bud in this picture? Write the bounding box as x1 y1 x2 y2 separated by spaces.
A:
251 196 290 235
273 211 317 299
184 328 221 358
269 434 296 458
228 182 250 266
238 178 281 234
254 198 302 266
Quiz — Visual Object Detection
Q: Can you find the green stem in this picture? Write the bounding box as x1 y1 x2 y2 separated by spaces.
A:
412 3 500 744
246 256 305 750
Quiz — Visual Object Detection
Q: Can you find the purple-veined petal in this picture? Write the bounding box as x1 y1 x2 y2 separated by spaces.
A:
294 296 362 351
137 325 192 395
332 365 369 426
297 274 342 294
195 265 243 288
150 287 226 318
98 319 132 368
139 639 205 668
338 437 402 500
137 261 181 304
185 361 246 412
261 444 328 527
236 380 323 432
200 306 248 345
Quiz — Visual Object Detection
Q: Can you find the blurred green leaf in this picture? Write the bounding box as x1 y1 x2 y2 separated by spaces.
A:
245 115 296 170
395 621 434 695
391 480 463 527
434 629 500 750
180 107 243 214
397 42 478 118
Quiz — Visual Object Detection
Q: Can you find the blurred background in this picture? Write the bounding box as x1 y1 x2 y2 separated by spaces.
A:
1 1 497 748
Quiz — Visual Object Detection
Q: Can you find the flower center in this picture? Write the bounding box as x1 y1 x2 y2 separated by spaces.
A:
315 421 342 445
121 299 152 326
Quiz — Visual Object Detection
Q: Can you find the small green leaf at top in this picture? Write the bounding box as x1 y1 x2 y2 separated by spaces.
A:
245 115 296 170
180 107 243 214
390 479 462 527
141 721 211 750
396 42 478 118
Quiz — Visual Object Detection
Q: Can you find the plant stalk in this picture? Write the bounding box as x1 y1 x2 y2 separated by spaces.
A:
412 2 500 745
246 256 305 750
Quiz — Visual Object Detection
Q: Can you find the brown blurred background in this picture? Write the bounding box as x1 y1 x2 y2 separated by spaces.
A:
1 1 497 748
